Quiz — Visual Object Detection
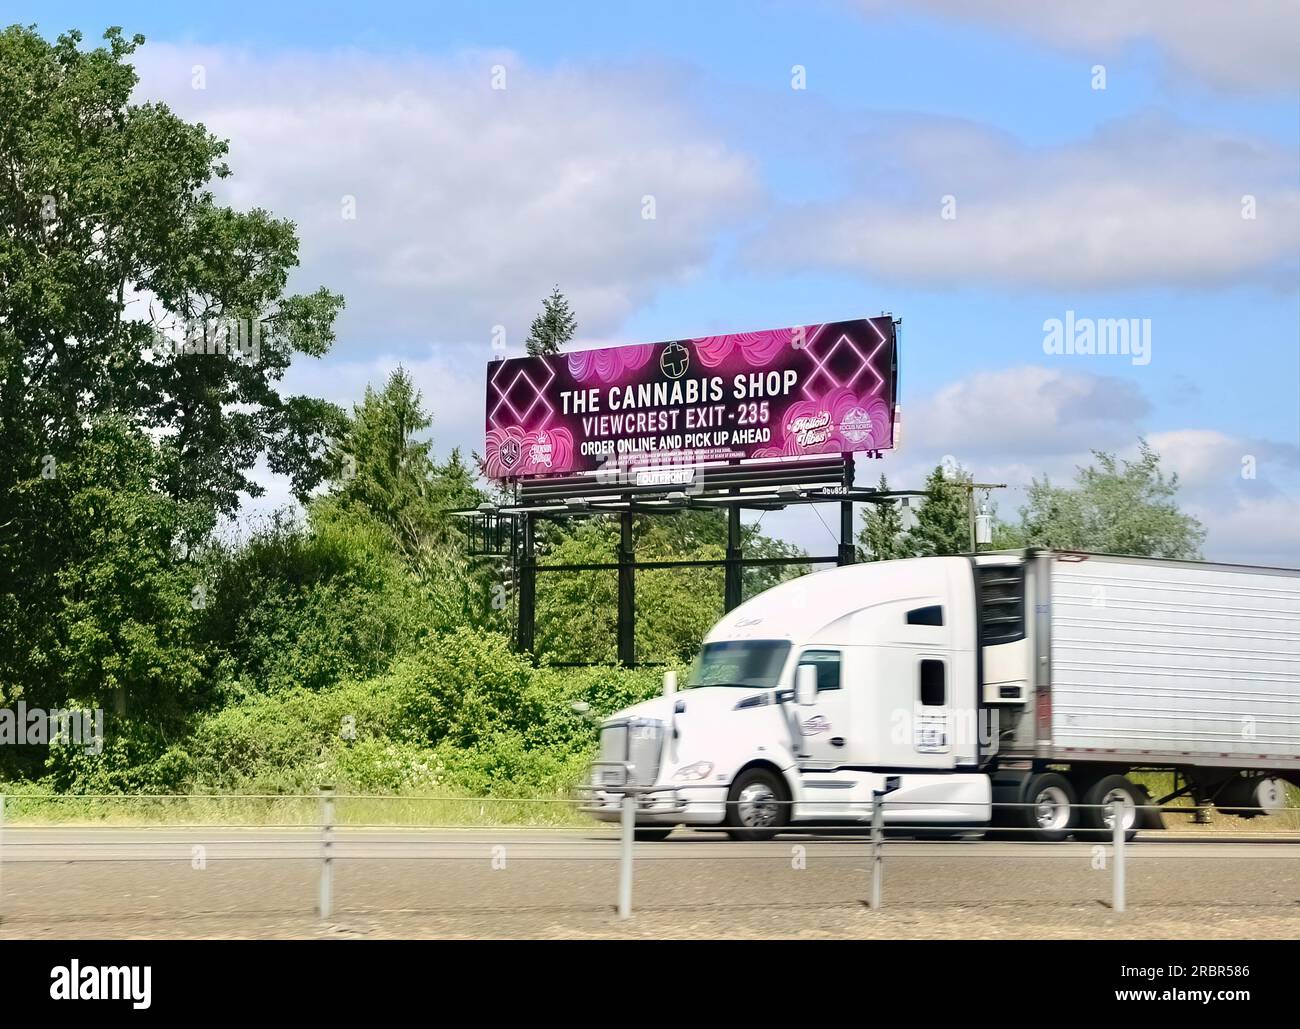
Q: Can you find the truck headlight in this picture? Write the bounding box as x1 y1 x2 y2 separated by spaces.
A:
672 761 714 781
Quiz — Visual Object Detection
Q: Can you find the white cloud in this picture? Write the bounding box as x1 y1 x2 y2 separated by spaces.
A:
857 0 1300 92
869 369 1300 566
133 45 760 349
903 365 1150 460
750 114 1300 290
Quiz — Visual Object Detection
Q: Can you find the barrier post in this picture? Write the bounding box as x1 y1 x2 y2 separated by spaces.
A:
618 792 635 919
870 790 885 910
319 785 335 919
1112 799 1126 913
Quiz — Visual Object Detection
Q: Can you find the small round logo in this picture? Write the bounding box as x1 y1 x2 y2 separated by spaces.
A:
840 407 874 444
660 342 690 379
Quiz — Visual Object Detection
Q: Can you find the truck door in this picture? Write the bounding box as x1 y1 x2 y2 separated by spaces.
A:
792 649 854 767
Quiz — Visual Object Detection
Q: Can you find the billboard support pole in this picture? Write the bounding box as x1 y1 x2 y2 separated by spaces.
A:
724 492 743 612
518 511 536 656
839 453 856 566
617 510 636 668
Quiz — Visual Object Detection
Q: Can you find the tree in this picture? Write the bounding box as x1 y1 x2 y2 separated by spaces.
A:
857 474 908 561
534 518 725 665
524 286 577 356
0 26 346 531
0 26 345 759
0 417 209 781
1017 440 1205 558
906 464 974 557
326 368 495 626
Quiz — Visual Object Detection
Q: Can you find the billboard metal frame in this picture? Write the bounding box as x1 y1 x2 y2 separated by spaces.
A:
459 453 926 668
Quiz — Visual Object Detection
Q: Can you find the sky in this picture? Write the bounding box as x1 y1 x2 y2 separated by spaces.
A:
11 0 1300 563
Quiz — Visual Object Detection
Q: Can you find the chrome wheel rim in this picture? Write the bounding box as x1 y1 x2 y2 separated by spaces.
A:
737 782 779 827
1034 786 1071 830
1101 788 1137 831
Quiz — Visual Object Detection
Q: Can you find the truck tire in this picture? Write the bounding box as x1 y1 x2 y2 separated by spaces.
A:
634 827 674 842
1019 773 1077 842
725 767 788 841
1079 775 1140 840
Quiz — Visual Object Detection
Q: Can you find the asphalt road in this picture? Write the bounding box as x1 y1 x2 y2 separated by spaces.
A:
2 827 1299 939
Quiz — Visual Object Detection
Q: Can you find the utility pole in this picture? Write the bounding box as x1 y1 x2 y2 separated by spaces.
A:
959 480 1007 551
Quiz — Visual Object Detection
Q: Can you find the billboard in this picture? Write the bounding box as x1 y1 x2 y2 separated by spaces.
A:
484 316 897 480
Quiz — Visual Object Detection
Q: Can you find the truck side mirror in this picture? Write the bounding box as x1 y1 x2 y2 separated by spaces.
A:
795 664 817 706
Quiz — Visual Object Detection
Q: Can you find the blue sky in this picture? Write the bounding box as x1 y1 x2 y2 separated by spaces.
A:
12 1 1300 562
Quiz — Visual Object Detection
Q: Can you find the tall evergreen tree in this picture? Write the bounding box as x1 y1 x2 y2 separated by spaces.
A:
906 464 974 556
524 286 577 356
857 474 908 561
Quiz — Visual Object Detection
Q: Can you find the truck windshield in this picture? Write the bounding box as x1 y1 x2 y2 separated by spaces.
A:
687 640 791 688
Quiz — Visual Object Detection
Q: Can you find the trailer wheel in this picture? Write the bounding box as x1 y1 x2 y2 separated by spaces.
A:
1020 773 1077 842
1080 775 1140 841
634 827 674 842
725 767 788 841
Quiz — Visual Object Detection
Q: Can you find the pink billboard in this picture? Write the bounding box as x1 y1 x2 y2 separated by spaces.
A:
484 317 897 479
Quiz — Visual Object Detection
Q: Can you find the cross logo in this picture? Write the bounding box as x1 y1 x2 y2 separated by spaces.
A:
660 342 690 379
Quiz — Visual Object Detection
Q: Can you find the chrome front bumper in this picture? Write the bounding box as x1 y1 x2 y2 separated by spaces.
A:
578 778 728 826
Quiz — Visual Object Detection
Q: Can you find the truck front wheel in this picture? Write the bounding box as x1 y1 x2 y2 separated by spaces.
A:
1019 773 1077 842
725 767 788 841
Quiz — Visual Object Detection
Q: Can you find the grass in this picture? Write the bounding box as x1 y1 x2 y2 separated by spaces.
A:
3 776 1297 833
0 788 593 829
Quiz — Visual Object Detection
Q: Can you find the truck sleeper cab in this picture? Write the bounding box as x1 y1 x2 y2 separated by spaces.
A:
587 550 1300 841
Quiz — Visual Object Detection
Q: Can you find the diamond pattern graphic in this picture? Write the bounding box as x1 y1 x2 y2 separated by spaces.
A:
489 361 557 431
800 320 888 400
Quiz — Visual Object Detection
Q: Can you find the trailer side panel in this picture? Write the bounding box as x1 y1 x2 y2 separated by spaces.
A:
1049 554 1300 766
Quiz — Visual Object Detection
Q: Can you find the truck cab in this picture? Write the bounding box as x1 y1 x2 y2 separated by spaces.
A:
588 555 998 838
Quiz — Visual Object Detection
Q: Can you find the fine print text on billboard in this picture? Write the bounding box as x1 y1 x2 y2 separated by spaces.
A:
484 317 897 480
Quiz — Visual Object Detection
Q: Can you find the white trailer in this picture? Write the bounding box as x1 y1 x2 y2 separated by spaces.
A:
587 550 1300 841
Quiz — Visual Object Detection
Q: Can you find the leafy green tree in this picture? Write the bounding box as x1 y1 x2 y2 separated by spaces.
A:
198 504 447 698
0 26 346 755
524 286 577 356
0 26 345 524
535 517 726 665
857 474 909 561
1017 440 1205 558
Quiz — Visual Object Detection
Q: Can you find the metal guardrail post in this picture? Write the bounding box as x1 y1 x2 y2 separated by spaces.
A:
869 790 884 910
1112 799 1126 913
319 785 335 919
618 792 635 919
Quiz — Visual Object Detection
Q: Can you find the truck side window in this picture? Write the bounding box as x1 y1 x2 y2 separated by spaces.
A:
919 659 945 706
797 650 841 692
906 605 944 626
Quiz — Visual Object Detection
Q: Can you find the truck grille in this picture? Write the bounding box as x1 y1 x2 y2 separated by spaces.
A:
597 719 663 786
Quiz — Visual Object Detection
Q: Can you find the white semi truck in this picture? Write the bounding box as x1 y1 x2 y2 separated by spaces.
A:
587 550 1300 841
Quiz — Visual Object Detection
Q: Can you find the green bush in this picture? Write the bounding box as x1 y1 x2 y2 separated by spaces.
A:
171 629 668 796
200 506 442 697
